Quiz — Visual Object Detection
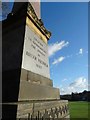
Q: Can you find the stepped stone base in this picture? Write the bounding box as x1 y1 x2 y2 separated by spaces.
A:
21 69 53 87
17 100 70 119
18 80 60 100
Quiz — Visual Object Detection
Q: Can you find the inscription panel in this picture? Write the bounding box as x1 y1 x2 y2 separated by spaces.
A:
22 25 50 78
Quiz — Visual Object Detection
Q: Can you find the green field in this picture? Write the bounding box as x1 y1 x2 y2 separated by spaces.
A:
69 101 89 119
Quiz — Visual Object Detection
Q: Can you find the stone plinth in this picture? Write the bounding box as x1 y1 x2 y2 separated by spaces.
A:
17 100 70 119
21 68 53 87
18 80 60 101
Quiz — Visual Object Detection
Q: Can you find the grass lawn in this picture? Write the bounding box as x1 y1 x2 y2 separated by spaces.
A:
69 101 89 119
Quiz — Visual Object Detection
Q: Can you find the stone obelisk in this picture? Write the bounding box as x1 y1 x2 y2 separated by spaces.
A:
2 2 70 119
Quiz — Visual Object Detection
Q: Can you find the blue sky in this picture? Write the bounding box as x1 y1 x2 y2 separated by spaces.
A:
0 2 14 21
1 2 88 95
41 2 88 94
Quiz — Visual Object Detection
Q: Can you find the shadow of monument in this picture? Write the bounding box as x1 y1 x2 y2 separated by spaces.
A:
2 2 28 119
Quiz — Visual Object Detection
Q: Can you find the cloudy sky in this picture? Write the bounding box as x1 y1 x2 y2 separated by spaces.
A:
41 2 88 94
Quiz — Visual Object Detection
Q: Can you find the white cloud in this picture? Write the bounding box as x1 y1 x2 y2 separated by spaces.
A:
62 78 68 82
52 56 65 65
48 41 69 57
76 48 83 56
69 77 87 88
79 48 83 55
67 86 76 93
60 88 66 94
66 54 73 58
60 77 88 95
60 86 76 95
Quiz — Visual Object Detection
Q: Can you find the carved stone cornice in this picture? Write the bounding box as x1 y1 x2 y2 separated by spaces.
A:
27 2 51 40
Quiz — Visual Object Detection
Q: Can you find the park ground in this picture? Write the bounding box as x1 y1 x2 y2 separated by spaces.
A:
69 101 89 119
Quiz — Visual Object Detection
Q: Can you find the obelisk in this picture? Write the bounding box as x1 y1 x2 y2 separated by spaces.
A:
2 2 70 119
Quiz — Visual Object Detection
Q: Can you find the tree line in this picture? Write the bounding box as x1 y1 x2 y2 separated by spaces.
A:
60 90 90 101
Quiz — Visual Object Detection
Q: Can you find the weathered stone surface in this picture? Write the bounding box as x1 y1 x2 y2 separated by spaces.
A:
21 68 53 86
18 80 60 100
17 100 69 119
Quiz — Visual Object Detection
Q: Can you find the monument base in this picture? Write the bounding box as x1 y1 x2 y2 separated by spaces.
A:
18 80 60 101
17 100 70 119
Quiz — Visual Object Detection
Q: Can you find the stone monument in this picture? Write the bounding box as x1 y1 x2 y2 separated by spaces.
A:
2 2 70 119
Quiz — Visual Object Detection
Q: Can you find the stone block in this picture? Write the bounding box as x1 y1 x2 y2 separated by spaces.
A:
21 68 53 86
18 80 60 101
17 100 70 119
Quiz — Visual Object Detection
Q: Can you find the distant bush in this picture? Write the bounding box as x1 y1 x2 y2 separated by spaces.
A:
60 90 90 101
